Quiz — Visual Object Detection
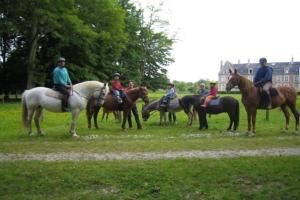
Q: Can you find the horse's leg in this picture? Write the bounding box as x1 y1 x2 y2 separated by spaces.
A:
34 107 44 136
132 105 142 129
173 113 177 124
187 105 194 126
87 110 92 129
251 109 257 135
168 112 172 123
159 111 163 125
227 112 234 131
197 109 204 130
281 105 290 132
101 109 105 122
27 108 35 136
94 106 101 129
246 109 251 134
122 110 128 130
288 103 299 132
70 109 80 137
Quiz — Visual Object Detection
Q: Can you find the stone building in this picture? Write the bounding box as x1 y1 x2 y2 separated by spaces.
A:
218 58 300 91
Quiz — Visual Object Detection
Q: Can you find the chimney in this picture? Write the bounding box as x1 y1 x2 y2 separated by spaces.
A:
220 60 223 68
248 58 250 64
238 59 240 64
291 56 294 64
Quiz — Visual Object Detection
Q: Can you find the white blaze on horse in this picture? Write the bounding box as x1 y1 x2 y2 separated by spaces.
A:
21 81 109 137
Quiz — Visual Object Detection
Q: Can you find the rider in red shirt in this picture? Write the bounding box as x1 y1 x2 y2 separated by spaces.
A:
111 72 124 103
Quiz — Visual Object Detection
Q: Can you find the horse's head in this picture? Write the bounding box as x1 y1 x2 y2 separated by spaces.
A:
141 104 150 121
226 69 240 91
138 87 149 105
93 82 109 106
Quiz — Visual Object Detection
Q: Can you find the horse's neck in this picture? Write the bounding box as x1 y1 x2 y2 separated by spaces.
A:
74 82 97 98
146 100 160 111
238 76 258 100
126 89 140 103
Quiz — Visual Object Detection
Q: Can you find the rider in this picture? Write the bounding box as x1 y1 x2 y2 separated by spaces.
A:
253 57 273 109
53 57 72 112
111 72 124 104
198 83 209 97
160 82 176 108
124 80 141 129
201 82 218 107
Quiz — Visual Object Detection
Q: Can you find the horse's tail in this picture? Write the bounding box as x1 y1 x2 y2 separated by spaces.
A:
21 91 28 127
235 100 240 129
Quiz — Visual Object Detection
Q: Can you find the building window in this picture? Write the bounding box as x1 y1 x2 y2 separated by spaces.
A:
294 76 299 83
284 75 289 82
285 68 289 74
248 68 253 74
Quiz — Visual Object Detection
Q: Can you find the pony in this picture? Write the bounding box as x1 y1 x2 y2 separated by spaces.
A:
21 81 109 137
179 95 239 131
226 69 299 135
86 97 121 129
86 87 149 130
141 97 182 125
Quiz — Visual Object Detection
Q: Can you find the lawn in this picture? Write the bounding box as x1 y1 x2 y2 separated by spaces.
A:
0 92 300 199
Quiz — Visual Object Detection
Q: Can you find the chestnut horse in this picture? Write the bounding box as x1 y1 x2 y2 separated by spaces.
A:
226 69 299 135
86 87 149 130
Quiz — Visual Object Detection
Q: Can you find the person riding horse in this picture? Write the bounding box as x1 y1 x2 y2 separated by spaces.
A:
160 82 176 108
111 72 124 104
253 57 273 109
53 57 72 112
201 82 218 107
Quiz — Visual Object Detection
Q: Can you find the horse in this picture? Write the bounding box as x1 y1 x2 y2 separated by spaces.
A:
226 68 299 135
141 97 182 125
86 97 121 129
21 81 109 137
86 87 149 130
179 95 239 131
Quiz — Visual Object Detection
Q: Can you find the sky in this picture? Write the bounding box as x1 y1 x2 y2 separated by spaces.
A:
134 0 300 82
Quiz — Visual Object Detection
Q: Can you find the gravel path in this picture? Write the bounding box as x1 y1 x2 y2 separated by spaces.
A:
1 148 300 161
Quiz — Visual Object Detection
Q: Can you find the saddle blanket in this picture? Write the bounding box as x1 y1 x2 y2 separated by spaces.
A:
208 97 220 106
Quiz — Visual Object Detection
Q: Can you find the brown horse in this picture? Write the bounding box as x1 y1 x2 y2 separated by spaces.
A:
226 69 299 135
86 87 149 130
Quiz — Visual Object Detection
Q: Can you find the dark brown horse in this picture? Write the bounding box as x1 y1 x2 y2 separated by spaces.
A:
226 69 299 135
86 87 149 130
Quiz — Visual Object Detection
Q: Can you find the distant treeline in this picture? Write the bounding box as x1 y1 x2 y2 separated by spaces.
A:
0 0 174 99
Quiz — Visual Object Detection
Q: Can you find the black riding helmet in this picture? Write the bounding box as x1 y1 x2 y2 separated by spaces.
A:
259 57 267 64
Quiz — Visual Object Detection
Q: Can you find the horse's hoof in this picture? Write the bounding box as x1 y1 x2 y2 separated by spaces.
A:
292 131 298 135
38 132 45 136
247 132 255 137
281 129 288 134
28 132 33 137
72 134 79 138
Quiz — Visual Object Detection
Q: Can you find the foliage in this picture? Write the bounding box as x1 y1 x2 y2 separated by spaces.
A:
0 0 174 92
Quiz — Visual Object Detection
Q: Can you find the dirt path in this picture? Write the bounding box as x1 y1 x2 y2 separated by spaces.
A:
0 148 300 161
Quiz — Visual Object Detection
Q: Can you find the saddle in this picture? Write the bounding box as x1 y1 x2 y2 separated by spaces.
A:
208 96 221 106
45 89 64 100
257 87 279 109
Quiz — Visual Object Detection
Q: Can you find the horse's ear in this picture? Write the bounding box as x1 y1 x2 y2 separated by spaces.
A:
234 68 237 74
229 69 232 74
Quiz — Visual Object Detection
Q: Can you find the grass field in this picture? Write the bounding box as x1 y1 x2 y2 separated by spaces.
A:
0 92 300 199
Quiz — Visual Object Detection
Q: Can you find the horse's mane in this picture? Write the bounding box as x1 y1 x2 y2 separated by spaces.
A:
236 74 254 89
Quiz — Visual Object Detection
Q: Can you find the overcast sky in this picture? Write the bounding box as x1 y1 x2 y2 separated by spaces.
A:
134 0 300 82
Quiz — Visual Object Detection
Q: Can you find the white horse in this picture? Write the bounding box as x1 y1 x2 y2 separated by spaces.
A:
21 81 109 137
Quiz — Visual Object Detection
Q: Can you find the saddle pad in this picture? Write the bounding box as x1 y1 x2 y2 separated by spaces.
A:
208 97 221 106
45 90 63 99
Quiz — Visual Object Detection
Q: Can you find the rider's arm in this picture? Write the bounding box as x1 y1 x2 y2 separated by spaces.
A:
261 68 272 83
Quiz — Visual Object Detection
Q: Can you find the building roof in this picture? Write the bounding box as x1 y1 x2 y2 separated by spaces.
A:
225 62 300 75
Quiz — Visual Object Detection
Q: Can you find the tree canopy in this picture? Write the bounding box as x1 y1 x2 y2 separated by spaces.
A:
0 0 175 97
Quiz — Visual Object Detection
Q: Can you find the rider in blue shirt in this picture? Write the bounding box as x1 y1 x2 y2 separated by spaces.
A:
160 82 176 108
253 57 273 108
53 57 72 112
198 83 209 97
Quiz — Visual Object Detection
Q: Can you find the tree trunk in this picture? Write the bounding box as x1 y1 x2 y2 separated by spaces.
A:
26 17 39 89
1 34 9 100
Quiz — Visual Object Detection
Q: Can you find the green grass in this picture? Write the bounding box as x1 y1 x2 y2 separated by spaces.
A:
1 157 300 199
0 93 299 153
1 93 300 199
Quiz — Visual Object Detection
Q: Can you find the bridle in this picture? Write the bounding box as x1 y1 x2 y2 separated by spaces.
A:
95 86 107 106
